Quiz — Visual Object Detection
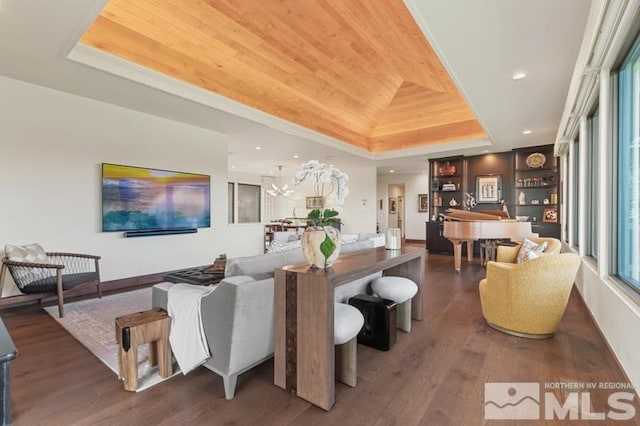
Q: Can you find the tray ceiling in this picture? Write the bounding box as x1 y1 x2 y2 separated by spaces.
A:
81 0 486 152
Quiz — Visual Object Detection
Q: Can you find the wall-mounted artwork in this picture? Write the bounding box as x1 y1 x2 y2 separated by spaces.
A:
306 196 323 209
543 207 558 223
418 194 429 212
476 175 502 204
389 197 397 214
102 163 210 232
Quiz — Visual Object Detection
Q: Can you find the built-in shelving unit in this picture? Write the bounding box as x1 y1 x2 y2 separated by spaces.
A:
429 156 465 217
427 156 466 254
513 146 561 238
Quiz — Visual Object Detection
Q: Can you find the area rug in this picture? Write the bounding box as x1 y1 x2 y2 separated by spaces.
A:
44 288 180 391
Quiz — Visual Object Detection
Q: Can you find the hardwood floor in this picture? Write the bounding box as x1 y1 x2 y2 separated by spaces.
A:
2 253 639 425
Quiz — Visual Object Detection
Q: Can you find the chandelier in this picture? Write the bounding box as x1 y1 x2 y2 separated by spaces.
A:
266 165 294 197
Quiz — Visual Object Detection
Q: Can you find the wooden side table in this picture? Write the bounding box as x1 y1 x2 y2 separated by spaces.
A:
115 308 172 391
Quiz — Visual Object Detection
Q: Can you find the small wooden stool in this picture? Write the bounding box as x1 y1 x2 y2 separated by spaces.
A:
115 308 172 391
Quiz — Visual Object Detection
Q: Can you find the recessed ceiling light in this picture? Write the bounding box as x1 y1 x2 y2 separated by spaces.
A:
255 146 262 150
512 72 527 81
522 129 532 135
230 165 236 169
389 169 395 173
293 154 299 159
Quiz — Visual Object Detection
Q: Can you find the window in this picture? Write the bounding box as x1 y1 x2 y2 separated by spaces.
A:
587 106 599 259
237 183 261 223
571 138 580 248
228 182 235 224
617 34 640 291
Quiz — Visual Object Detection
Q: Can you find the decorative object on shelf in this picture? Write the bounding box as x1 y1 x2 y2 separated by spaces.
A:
418 194 429 212
431 180 440 191
389 197 397 214
306 196 323 209
543 208 558 223
519 191 526 205
463 193 477 211
543 198 550 205
501 200 509 217
449 198 458 207
441 183 457 191
294 160 349 269
385 228 401 250
515 216 529 222
206 253 227 273
438 161 457 176
476 175 502 203
266 165 294 197
525 152 546 168
531 199 540 205
550 193 558 204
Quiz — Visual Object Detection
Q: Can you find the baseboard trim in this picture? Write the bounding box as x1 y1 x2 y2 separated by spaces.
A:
0 271 168 311
404 239 426 245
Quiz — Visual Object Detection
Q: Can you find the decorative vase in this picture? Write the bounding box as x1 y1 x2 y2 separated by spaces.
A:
301 226 342 268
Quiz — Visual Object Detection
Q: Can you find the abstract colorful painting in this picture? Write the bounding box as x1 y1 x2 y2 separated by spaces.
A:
102 163 211 231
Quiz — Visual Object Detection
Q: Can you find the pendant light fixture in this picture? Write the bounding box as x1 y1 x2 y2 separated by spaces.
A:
266 165 294 197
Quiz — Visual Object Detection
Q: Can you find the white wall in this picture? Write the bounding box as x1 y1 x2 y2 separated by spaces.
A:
377 173 430 240
272 164 378 234
0 76 263 285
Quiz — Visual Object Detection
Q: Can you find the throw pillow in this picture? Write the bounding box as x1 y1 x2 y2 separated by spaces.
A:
516 239 548 264
267 239 302 254
4 243 52 286
5 243 50 264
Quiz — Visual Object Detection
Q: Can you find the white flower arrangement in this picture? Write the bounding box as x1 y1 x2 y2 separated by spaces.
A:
293 160 349 206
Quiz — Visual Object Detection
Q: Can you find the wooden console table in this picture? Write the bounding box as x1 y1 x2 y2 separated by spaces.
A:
274 246 425 411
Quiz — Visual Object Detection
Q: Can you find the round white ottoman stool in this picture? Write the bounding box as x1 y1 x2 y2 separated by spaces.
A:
334 303 364 387
371 276 418 333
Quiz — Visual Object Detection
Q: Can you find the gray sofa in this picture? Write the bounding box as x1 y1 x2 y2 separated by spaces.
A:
152 237 383 399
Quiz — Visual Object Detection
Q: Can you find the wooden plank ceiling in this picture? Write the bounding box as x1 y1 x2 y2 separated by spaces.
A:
81 0 486 153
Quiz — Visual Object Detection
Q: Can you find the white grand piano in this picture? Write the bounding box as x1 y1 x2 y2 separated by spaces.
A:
442 209 538 272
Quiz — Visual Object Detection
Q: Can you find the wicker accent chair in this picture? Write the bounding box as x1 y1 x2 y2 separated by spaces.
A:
479 252 580 339
0 252 101 317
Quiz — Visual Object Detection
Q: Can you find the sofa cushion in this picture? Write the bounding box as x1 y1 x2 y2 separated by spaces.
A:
516 238 548 264
227 239 376 280
225 250 307 280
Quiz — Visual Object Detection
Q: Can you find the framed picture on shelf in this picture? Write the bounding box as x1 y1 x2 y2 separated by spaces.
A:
475 175 502 203
543 207 558 223
389 197 397 214
418 194 429 212
305 196 323 209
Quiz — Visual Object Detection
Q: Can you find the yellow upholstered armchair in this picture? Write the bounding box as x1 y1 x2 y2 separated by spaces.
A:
478 250 580 339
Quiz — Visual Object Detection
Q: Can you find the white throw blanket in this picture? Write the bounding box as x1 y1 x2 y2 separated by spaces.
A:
167 284 216 374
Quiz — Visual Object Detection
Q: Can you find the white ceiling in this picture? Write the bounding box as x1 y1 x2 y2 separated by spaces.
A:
0 0 591 176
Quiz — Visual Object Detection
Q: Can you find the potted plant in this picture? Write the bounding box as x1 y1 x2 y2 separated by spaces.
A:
293 160 349 268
